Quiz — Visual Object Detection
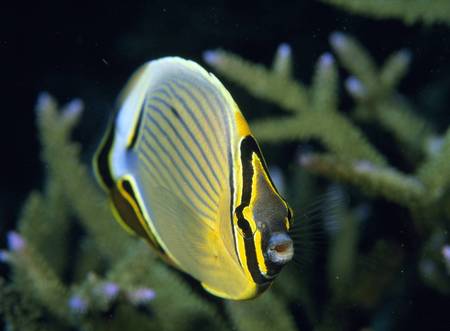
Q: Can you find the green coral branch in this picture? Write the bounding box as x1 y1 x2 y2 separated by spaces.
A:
252 111 386 165
322 0 450 25
204 48 386 165
5 240 70 321
332 33 433 160
330 32 378 91
35 93 132 262
353 98 433 161
107 242 227 331
311 53 338 113
299 153 425 208
226 291 297 331
417 127 450 200
271 43 294 78
18 185 71 276
327 198 359 299
203 49 309 113
380 50 412 92
0 278 44 331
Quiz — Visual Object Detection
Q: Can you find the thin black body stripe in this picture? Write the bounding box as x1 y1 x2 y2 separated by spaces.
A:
170 79 225 159
165 83 224 174
180 73 241 263
181 74 239 263
141 134 216 213
148 98 222 189
178 74 228 136
182 74 233 144
151 96 224 189
153 87 171 99
138 149 213 220
146 104 221 193
143 109 219 199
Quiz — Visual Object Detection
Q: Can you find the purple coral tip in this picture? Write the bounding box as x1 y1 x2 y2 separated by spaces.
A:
443 245 450 261
345 76 366 98
63 99 84 120
277 43 291 58
319 52 334 68
128 287 156 305
0 250 10 262
68 295 88 314
398 49 412 64
101 282 120 300
329 32 347 50
36 92 52 112
7 231 25 252
298 154 313 167
202 50 220 65
354 160 375 173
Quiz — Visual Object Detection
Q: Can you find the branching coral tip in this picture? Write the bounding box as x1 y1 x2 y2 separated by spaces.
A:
345 76 367 98
329 32 347 50
7 231 25 252
202 50 220 65
319 52 335 68
277 43 291 58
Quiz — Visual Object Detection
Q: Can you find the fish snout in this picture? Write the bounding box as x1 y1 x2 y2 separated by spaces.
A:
267 232 294 264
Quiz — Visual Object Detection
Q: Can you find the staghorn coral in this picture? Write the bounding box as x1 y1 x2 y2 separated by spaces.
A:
202 33 449 329
203 35 450 230
0 95 231 330
2 24 450 331
321 0 450 25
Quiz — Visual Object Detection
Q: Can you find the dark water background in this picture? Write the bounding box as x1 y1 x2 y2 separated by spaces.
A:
1 0 450 329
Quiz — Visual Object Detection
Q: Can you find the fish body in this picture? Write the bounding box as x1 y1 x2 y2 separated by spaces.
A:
94 57 293 300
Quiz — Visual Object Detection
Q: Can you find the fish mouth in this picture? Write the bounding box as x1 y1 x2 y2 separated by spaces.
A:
266 232 294 264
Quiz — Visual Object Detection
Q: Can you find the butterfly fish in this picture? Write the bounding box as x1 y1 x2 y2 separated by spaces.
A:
93 57 294 300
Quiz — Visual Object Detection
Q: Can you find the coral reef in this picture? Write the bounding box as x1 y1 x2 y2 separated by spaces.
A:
2 11 450 331
321 0 450 25
0 95 227 330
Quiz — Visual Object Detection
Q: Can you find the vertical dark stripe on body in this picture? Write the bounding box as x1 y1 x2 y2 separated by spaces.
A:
235 135 270 285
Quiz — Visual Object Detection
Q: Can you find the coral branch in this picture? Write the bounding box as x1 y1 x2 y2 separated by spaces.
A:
35 94 132 262
226 291 297 331
311 53 338 113
322 0 450 25
299 153 425 208
203 49 309 113
252 111 386 165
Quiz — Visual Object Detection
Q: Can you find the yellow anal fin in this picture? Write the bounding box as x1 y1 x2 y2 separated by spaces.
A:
201 281 262 301
201 282 234 300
